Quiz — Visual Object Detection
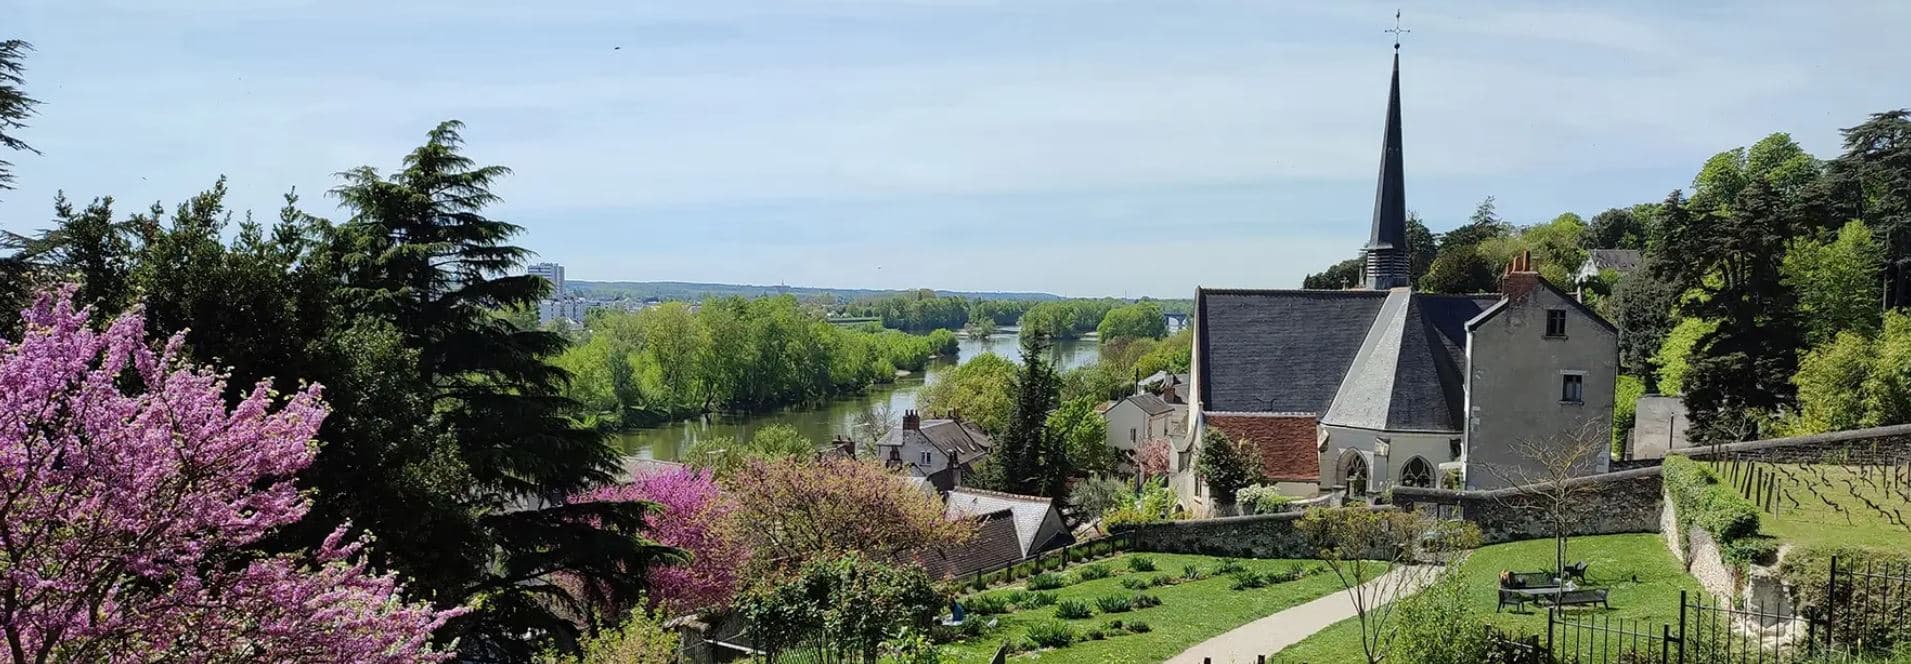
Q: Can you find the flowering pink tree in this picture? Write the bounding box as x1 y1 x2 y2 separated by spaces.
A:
1136 438 1172 479
0 288 461 663
574 466 749 613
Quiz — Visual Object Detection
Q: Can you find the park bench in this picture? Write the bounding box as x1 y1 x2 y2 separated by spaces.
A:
1563 561 1590 582
1497 588 1539 613
1535 587 1610 610
1503 571 1559 589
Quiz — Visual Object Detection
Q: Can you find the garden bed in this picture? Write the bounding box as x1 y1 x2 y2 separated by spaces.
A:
941 552 1376 663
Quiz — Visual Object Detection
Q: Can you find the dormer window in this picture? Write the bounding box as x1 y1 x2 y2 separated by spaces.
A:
920 451 933 465
1545 309 1567 337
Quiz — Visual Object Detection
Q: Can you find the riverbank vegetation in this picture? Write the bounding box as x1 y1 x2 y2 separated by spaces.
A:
552 299 960 430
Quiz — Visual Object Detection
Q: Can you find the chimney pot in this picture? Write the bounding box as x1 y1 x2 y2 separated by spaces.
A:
903 410 921 431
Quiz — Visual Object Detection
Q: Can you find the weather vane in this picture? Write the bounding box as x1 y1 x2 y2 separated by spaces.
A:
1385 10 1410 50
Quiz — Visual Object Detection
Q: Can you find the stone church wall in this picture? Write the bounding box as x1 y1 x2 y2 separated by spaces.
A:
1390 466 1664 545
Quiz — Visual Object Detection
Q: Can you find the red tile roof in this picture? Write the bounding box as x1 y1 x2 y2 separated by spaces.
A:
1207 413 1320 482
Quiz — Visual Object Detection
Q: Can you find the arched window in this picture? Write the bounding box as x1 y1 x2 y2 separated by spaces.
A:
1400 457 1434 488
1342 453 1370 495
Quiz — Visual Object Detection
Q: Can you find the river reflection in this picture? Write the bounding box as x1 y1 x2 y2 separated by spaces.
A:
610 330 1097 462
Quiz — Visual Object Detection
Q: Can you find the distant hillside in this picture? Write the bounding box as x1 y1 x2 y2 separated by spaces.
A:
567 280 1064 303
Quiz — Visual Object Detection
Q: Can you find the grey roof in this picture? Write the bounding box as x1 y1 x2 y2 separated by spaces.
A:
916 509 1022 578
878 418 992 466
1197 288 1495 431
1121 393 1176 417
945 488 1060 556
1197 289 1387 413
1367 52 1406 254
1585 249 1644 273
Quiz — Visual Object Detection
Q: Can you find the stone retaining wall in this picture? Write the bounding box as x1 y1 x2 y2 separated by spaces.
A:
1390 466 1665 545
1112 506 1393 558
1678 424 1911 465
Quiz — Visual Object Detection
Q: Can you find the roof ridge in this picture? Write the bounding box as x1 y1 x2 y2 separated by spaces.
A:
947 487 1053 504
1200 287 1388 297
1205 410 1318 418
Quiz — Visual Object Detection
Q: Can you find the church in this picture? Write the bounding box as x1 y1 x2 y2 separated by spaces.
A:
1170 45 1617 514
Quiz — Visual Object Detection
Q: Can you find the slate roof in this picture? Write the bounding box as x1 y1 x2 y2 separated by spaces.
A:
945 488 1063 556
1121 393 1176 417
1584 249 1643 273
916 509 1023 579
1196 288 1496 432
879 418 993 466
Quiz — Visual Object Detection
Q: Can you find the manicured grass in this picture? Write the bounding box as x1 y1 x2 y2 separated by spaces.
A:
1707 461 1911 551
1273 534 1704 663
942 553 1380 664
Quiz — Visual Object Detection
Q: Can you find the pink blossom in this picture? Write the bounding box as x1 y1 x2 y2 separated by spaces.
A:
1136 438 1172 478
575 466 749 613
0 287 461 663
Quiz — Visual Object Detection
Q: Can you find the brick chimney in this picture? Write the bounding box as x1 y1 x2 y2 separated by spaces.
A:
902 409 921 431
1499 249 1541 303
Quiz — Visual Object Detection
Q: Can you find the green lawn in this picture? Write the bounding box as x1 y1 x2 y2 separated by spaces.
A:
942 553 1380 664
1272 534 1703 663
1707 461 1911 551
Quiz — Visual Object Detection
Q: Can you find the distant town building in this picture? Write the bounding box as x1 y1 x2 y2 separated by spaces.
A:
1174 43 1617 514
538 297 591 326
527 262 566 296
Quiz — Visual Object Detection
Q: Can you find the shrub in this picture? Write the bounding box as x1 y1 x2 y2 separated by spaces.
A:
1663 457 1763 565
1128 556 1157 572
1214 558 1245 575
1230 571 1268 590
1095 595 1134 613
1181 564 1204 581
1120 577 1151 590
1054 599 1094 620
1132 593 1162 609
1391 577 1492 664
1075 564 1112 581
1083 629 1106 641
1026 572 1067 590
1238 484 1294 515
1125 621 1152 634
964 593 1010 615
1024 621 1075 649
1781 545 1911 650
1022 591 1057 608
1100 619 1124 631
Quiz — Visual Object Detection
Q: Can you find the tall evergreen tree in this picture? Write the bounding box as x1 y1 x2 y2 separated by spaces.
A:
1835 110 1911 308
329 121 676 658
0 39 37 195
1676 181 1804 442
1001 331 1066 497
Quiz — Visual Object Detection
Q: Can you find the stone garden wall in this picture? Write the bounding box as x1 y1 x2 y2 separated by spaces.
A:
1678 423 1911 465
1390 466 1666 545
1112 506 1393 558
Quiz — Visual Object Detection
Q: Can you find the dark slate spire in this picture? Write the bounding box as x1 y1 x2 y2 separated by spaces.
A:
1363 49 1409 290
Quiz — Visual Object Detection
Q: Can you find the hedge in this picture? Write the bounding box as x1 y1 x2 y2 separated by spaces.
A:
1663 456 1768 565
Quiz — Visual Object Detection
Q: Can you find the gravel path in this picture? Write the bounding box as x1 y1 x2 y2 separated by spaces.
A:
1163 565 1436 664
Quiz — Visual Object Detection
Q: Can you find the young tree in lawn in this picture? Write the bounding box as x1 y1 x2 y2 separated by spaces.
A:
729 457 974 572
1297 507 1481 664
574 466 749 614
0 288 460 663
1478 419 1612 576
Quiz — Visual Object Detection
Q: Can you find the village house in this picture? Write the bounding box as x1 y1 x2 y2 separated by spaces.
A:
1101 392 1188 463
1173 47 1617 515
872 410 992 492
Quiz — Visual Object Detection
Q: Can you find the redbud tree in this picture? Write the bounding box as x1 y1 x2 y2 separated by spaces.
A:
574 466 748 613
0 289 461 663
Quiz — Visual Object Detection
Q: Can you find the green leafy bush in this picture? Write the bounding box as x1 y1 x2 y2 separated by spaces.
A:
1230 571 1268 590
1391 577 1493 664
1083 628 1106 641
1024 621 1075 649
1663 456 1764 565
1094 595 1134 613
1021 591 1057 608
1128 556 1156 572
1054 599 1094 620
1214 558 1245 575
1181 564 1204 581
1100 619 1122 631
1074 564 1111 581
1237 484 1294 515
963 593 1010 615
1125 621 1152 634
1132 593 1162 609
1026 572 1067 591
1119 577 1151 590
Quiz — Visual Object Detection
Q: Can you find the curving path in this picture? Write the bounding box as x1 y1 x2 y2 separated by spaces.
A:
1164 565 1436 664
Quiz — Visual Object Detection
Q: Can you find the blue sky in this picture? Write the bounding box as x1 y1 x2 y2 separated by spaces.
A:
5 1 1908 297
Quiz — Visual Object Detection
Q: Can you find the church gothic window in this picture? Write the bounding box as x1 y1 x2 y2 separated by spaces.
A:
1400 457 1433 488
1343 453 1370 495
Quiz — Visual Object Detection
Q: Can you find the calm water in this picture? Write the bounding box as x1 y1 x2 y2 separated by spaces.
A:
611 330 1098 462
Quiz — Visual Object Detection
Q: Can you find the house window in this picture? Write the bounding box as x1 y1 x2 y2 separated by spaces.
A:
1449 438 1463 461
920 451 933 465
1130 428 1137 443
1561 374 1585 403
1545 309 1568 337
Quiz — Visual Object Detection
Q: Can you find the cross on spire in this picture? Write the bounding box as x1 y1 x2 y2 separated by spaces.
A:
1385 10 1410 50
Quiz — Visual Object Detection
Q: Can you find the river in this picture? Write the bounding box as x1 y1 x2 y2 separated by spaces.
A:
610 329 1099 462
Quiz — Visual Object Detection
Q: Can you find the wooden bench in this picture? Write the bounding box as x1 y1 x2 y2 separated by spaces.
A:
1535 588 1610 610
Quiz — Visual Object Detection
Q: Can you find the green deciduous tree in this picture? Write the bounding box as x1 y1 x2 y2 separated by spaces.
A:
1048 398 1113 475
733 554 944 663
1096 301 1167 342
1419 243 1496 294
919 352 1018 435
1783 219 1883 344
1437 196 1509 249
1787 330 1874 435
1302 257 1362 289
1195 429 1263 506
1585 207 1647 251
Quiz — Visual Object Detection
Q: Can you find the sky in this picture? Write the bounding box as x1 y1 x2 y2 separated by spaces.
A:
5 1 1909 298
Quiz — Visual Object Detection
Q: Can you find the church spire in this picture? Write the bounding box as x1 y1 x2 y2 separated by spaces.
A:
1364 16 1410 290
